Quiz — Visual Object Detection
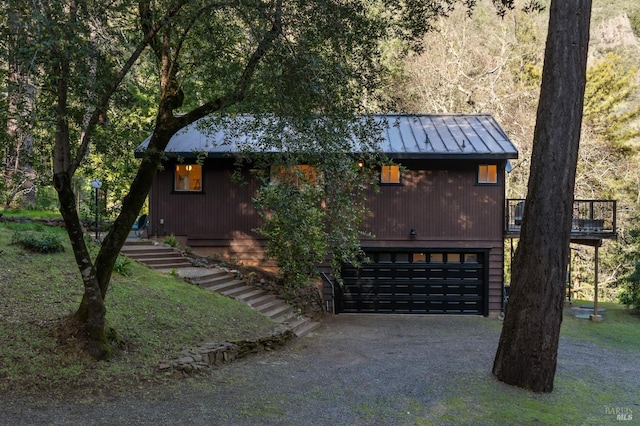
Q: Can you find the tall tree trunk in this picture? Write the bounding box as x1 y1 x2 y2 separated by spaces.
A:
492 0 592 393
54 171 110 359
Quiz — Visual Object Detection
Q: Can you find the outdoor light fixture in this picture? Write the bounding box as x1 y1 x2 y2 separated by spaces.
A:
186 165 193 172
410 228 417 239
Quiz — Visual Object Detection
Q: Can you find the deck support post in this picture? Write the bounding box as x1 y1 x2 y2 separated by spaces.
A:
590 244 603 322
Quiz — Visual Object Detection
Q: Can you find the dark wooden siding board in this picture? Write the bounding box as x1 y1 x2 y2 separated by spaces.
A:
148 158 507 313
363 167 502 241
151 160 262 240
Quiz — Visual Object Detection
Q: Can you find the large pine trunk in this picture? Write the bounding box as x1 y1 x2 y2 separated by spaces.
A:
492 0 592 393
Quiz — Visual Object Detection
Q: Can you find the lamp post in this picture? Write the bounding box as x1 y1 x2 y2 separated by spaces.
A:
91 178 102 241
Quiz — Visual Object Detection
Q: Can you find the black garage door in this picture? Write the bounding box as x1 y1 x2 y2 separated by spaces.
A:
339 249 488 315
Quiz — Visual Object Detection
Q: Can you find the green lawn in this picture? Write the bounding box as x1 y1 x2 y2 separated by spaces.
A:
0 222 278 400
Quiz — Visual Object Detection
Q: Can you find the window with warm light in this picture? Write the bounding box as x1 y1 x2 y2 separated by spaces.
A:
175 164 202 192
270 164 317 187
478 164 498 184
381 165 401 184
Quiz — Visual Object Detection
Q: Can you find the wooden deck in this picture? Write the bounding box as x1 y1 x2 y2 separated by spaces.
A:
504 199 617 245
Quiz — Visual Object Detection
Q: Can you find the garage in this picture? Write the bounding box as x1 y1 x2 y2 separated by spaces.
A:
338 249 488 315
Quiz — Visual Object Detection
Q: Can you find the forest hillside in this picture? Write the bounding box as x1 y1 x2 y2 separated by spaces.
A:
392 0 640 303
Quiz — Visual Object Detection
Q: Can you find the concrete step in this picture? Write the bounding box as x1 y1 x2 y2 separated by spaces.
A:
271 307 297 323
190 270 232 286
220 284 258 298
147 261 193 270
123 250 178 259
252 297 285 313
123 240 155 246
260 303 293 320
245 293 278 308
291 318 322 337
136 256 190 267
234 288 268 302
203 279 246 293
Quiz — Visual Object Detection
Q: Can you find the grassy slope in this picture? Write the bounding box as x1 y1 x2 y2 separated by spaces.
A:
0 222 278 400
414 302 640 425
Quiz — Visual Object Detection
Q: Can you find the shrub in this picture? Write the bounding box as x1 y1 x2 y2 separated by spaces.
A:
113 256 133 277
618 260 640 312
12 229 65 253
163 234 178 248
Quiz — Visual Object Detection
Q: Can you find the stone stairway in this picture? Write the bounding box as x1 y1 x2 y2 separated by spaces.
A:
121 239 321 337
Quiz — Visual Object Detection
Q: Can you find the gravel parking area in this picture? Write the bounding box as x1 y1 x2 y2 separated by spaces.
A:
1 314 638 425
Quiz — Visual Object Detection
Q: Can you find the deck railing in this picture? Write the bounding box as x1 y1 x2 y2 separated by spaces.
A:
505 199 617 238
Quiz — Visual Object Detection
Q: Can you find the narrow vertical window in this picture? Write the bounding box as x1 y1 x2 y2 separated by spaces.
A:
478 164 498 184
381 165 401 184
175 164 202 192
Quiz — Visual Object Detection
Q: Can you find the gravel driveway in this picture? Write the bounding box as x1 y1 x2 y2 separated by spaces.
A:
1 314 638 425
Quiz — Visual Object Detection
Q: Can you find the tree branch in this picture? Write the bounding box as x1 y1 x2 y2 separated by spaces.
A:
177 0 283 128
69 0 188 174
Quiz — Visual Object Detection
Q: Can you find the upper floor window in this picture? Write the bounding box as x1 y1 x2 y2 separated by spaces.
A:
175 164 202 192
270 164 317 187
478 164 498 184
381 165 401 184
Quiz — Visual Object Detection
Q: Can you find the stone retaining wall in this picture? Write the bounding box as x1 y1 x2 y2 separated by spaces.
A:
158 328 295 376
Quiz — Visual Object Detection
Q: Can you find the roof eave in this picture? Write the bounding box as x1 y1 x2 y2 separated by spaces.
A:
134 150 519 161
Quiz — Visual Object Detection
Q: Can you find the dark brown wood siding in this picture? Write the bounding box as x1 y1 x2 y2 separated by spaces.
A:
362 161 502 242
360 160 506 313
148 159 266 261
148 158 506 313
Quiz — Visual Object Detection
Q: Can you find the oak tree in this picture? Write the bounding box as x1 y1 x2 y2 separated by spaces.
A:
3 0 492 359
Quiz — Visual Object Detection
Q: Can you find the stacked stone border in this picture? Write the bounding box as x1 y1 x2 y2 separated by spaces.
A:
158 328 295 376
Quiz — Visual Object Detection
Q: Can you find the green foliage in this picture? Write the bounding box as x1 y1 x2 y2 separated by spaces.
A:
254 181 328 287
0 209 61 219
584 53 640 150
630 11 640 38
11 228 65 253
33 186 59 211
618 274 639 311
615 226 640 311
163 234 178 248
80 79 158 216
113 256 133 277
252 150 375 287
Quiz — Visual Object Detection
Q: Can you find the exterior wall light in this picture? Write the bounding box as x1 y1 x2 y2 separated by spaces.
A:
410 228 417 239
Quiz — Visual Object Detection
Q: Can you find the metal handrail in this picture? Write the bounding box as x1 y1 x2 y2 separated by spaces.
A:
320 272 336 314
505 198 617 236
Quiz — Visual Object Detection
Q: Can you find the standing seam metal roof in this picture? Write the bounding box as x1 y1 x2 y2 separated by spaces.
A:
135 113 518 160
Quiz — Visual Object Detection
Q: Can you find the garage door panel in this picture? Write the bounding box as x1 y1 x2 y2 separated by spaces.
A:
340 249 487 315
